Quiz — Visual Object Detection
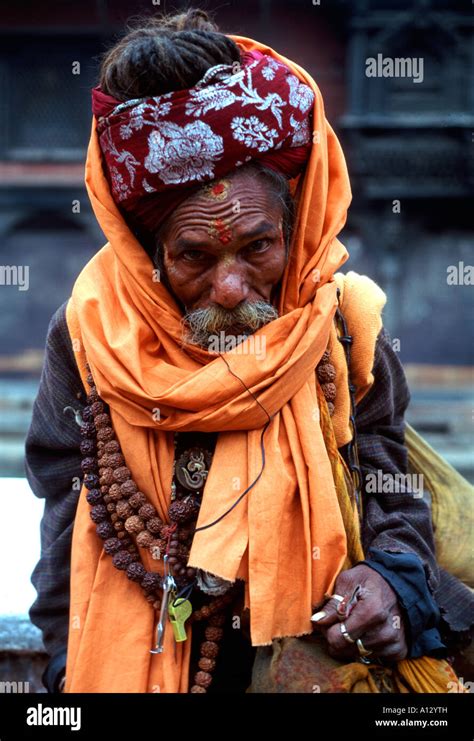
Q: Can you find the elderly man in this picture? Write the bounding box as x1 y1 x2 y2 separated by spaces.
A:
26 10 470 694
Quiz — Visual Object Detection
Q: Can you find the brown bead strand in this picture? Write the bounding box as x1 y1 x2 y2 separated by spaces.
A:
316 348 337 416
189 592 235 693
81 367 164 609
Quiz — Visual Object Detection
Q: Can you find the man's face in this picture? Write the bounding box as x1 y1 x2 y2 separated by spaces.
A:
159 169 288 348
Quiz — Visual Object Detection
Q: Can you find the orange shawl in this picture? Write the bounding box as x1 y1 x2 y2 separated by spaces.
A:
65 35 359 693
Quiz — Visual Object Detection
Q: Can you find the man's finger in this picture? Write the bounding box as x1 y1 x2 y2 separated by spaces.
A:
360 623 399 650
373 641 407 662
325 602 386 653
311 594 345 627
341 599 388 639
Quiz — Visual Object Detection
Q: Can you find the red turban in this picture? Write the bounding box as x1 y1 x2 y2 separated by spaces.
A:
91 50 314 235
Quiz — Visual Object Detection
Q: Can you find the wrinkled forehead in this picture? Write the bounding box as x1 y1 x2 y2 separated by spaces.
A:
160 170 282 241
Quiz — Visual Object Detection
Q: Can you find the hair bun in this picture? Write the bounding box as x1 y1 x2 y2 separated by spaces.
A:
158 8 219 32
99 10 241 101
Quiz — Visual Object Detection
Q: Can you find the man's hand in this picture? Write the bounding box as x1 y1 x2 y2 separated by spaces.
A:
312 564 408 662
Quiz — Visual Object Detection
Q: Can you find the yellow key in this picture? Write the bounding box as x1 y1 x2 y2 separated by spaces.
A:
168 598 192 642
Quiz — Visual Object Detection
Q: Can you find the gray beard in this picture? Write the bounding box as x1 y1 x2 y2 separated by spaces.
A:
181 300 279 350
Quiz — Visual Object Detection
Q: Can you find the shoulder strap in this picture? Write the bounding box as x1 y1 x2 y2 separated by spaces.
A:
329 271 387 518
334 287 363 520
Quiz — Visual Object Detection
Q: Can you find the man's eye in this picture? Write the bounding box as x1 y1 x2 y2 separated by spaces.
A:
181 250 205 262
246 239 270 254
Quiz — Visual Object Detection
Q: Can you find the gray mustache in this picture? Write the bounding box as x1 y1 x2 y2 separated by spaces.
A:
182 300 279 347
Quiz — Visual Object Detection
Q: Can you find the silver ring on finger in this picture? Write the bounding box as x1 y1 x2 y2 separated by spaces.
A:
357 638 373 664
340 622 355 644
356 638 373 656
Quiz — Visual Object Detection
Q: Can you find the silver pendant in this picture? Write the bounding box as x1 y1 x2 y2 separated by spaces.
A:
150 555 176 654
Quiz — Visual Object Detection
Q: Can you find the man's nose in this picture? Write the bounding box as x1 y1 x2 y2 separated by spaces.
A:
209 263 249 310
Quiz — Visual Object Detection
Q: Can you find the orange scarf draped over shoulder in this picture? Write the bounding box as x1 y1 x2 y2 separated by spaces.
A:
65 35 377 693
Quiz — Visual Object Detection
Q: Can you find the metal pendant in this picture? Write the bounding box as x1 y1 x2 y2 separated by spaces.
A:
175 447 212 491
150 555 176 655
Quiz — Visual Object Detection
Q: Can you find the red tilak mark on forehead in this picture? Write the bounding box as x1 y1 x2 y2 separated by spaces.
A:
203 179 230 201
212 183 226 197
208 218 233 245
